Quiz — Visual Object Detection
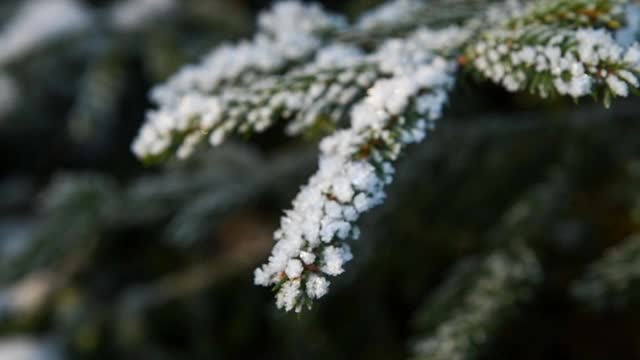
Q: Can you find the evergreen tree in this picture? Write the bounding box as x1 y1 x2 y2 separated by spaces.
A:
0 0 639 359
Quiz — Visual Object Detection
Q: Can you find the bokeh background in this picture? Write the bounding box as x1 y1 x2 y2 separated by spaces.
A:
1 0 639 359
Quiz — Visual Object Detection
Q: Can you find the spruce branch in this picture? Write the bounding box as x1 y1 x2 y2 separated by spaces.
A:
0 174 118 284
572 234 640 309
133 26 470 163
405 163 573 360
502 0 627 30
410 244 542 360
463 26 640 104
254 56 456 312
67 48 127 147
147 2 347 108
0 0 179 68
571 162 640 309
341 0 497 42
135 58 381 163
0 0 91 67
130 0 640 311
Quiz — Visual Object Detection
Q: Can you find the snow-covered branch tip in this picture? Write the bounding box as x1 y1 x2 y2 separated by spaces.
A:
254 56 455 311
131 0 640 312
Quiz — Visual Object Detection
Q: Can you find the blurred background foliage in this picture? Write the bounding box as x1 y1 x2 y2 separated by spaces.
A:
0 0 639 359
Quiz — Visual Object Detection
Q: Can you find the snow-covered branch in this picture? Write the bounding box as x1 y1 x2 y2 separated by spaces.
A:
131 0 640 312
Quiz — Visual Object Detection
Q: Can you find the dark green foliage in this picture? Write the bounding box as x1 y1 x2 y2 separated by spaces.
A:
1 0 640 359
